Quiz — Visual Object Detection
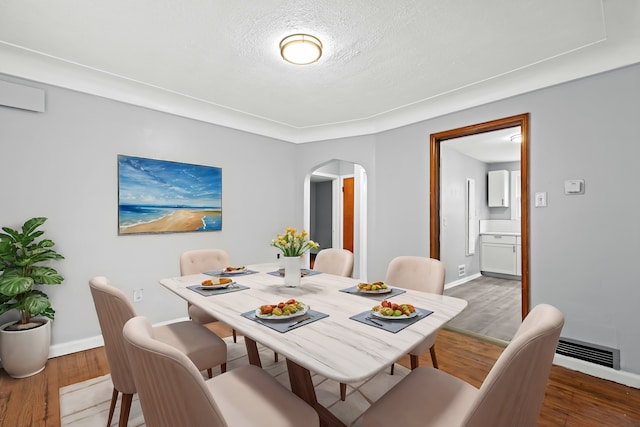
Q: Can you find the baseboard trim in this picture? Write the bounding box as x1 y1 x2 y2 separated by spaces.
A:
553 354 640 389
444 272 482 290
48 316 190 359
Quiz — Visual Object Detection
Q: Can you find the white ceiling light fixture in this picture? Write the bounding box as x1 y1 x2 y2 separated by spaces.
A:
510 134 522 143
280 33 322 65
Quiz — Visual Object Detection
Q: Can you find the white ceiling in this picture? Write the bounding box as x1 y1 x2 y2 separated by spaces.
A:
1 1 639 143
446 127 521 163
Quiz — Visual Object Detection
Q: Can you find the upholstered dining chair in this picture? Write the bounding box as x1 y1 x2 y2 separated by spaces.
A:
313 248 354 277
361 304 564 427
181 249 279 362
180 249 238 343
387 256 446 371
122 315 319 427
339 255 444 401
89 276 227 427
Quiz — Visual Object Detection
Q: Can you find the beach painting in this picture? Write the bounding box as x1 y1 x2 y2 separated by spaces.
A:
118 155 222 234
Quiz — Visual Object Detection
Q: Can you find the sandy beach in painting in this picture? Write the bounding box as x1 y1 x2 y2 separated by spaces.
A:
120 209 219 234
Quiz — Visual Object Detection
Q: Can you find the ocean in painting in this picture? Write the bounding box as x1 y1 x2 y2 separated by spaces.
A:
119 205 221 231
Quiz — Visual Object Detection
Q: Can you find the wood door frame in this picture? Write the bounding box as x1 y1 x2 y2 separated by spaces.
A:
430 113 530 319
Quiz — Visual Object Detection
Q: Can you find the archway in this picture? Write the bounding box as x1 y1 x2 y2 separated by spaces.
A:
304 159 368 280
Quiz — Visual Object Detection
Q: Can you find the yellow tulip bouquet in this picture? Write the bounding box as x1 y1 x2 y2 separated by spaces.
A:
270 227 319 257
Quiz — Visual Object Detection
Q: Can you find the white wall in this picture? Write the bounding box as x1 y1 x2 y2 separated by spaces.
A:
2 62 640 383
0 76 297 350
440 145 487 281
296 63 640 379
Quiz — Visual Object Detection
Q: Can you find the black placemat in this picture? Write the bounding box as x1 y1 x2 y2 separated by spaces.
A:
350 308 433 333
204 269 259 278
339 285 406 300
187 283 249 296
266 268 322 278
241 309 328 333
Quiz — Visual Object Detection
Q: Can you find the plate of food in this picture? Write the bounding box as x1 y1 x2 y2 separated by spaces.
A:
371 300 418 319
199 277 235 289
255 299 309 320
223 266 247 275
357 281 392 294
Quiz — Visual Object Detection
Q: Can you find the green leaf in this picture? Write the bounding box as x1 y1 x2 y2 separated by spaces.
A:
30 266 64 284
0 274 34 297
23 293 52 318
22 217 47 237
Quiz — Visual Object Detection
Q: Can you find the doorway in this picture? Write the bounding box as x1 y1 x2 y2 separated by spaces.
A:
430 114 530 320
305 160 368 280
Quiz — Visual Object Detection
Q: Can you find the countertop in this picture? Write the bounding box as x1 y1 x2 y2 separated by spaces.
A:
480 232 521 236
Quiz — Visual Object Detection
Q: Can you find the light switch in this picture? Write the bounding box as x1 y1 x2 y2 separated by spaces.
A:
564 179 585 195
535 192 547 207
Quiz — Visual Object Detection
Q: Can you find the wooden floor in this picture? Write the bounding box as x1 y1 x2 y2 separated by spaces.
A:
1 324 639 426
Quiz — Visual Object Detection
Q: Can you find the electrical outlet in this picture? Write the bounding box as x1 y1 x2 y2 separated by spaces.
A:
133 288 143 303
458 265 465 277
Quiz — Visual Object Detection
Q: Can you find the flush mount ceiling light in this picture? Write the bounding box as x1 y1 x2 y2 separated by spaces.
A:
280 33 322 65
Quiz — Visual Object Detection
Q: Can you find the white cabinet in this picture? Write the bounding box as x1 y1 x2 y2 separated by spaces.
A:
480 234 521 276
488 170 509 207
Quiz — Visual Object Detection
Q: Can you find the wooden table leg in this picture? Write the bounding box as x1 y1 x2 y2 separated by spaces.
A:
286 359 346 427
244 337 262 368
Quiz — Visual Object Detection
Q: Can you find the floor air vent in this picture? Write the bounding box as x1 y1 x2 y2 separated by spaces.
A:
556 337 620 370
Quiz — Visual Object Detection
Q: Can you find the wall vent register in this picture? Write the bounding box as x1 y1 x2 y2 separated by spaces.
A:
557 337 620 370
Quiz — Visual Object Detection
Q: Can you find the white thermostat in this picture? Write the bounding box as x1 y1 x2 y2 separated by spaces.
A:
564 179 585 195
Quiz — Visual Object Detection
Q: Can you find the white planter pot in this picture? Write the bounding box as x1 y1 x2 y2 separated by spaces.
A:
283 256 302 287
0 318 51 378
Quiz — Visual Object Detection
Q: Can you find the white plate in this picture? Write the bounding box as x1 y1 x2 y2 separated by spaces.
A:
222 267 246 275
358 287 392 294
255 303 310 320
371 309 418 320
198 281 235 290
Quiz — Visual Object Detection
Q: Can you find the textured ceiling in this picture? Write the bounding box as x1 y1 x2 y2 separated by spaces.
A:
1 0 639 142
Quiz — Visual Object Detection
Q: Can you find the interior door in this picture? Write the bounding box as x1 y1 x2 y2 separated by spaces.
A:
343 177 354 252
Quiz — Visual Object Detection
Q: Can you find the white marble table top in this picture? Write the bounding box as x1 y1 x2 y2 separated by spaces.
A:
159 263 467 384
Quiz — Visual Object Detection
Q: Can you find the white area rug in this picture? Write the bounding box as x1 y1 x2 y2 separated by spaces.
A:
60 336 409 427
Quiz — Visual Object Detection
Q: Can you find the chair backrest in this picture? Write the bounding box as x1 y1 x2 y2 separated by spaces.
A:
313 248 354 277
88 276 137 394
384 256 445 294
122 316 227 427
464 304 564 427
180 249 231 276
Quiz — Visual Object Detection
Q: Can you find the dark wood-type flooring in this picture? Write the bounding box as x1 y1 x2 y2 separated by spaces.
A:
1 323 639 426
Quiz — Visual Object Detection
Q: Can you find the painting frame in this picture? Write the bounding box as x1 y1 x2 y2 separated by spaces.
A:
117 155 222 235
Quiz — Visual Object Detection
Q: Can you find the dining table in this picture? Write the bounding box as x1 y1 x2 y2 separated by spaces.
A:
159 263 467 427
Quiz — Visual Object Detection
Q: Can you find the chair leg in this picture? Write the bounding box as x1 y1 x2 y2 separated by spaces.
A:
107 388 119 427
430 345 438 369
410 354 419 370
232 328 237 343
340 383 347 401
220 363 227 373
207 368 213 378
390 363 395 375
118 393 134 427
274 352 279 362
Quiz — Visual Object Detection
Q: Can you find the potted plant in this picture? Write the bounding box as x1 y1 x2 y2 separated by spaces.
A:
270 227 318 287
0 217 64 378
